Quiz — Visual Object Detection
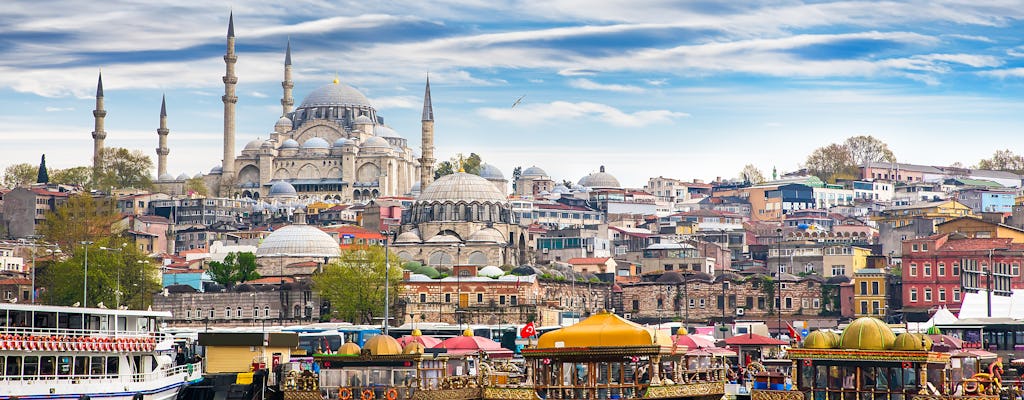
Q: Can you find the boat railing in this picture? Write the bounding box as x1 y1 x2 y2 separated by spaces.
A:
327 385 418 400
0 331 167 352
0 361 201 383
0 326 166 338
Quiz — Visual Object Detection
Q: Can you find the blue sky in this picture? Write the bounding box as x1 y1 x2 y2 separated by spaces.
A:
2 1 1023 188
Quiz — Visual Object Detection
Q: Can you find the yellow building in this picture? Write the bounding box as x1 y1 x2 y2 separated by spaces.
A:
873 200 972 229
935 216 1024 243
198 332 299 373
822 245 872 278
852 268 887 318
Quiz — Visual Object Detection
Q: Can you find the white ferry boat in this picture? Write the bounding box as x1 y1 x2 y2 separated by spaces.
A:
0 304 203 400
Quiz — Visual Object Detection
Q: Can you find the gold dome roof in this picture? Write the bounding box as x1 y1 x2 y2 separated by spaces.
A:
676 327 688 335
840 317 895 350
412 329 423 337
538 310 670 349
403 342 426 354
802 330 840 349
891 333 933 351
338 342 362 356
363 334 403 356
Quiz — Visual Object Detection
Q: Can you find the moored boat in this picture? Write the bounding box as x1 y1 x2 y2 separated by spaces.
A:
0 303 203 400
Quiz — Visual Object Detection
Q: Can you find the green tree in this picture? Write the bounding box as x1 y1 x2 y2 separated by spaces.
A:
511 166 522 192
313 246 403 324
37 154 49 184
977 149 1024 174
38 194 120 252
185 177 209 196
2 163 36 188
434 153 483 179
805 143 858 183
844 135 896 167
207 252 260 288
50 166 93 187
94 147 154 191
38 239 157 308
739 164 765 184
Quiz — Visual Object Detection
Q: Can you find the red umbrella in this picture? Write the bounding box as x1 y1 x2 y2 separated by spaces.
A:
724 333 787 346
396 329 442 348
434 329 513 358
673 334 716 349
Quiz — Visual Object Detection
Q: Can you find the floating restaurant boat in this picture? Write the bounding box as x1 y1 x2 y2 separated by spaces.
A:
511 310 728 400
313 330 523 400
0 304 203 400
750 317 1004 400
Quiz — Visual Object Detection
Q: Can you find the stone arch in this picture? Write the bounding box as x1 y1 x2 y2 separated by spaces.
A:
356 163 380 182
428 251 453 268
326 167 341 178
293 119 344 143
273 168 291 180
353 189 362 202
467 251 488 266
238 164 260 186
297 163 319 179
396 251 413 261
241 190 253 198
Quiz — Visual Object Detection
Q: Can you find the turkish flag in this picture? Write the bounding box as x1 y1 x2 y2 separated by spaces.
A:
520 322 536 338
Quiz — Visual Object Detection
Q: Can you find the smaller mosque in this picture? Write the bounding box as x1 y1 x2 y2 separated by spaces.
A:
392 169 525 268
254 209 341 277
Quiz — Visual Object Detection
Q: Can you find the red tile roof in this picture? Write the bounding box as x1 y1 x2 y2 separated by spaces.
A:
940 237 1015 252
0 278 31 285
248 276 296 285
567 257 611 265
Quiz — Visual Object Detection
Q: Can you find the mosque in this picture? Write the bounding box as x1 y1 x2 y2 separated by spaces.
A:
101 13 435 202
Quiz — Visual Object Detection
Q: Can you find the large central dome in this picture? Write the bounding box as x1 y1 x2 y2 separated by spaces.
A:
418 172 507 203
299 82 372 108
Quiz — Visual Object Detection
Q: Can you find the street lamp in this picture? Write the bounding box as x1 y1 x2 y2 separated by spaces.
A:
19 237 60 304
81 241 94 307
99 243 127 307
380 229 395 335
138 260 150 309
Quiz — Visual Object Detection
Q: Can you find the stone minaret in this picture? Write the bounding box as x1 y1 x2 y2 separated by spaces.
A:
91 72 107 176
281 39 294 117
220 12 238 195
418 76 435 189
156 95 170 178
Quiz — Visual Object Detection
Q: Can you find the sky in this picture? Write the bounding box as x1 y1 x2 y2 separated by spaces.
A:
1 1 1023 189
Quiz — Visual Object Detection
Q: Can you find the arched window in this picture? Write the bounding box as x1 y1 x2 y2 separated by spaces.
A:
225 307 232 318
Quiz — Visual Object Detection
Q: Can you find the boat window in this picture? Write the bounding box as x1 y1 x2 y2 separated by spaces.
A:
800 364 814 387
6 356 21 376
91 356 105 375
23 356 38 376
40 356 55 376
0 356 5 376
902 367 917 388
107 356 119 376
887 367 902 391
74 356 88 376
58 356 72 375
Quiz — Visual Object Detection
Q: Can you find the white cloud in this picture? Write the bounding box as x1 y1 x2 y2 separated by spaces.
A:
1008 46 1024 58
568 78 644 93
250 91 269 98
477 100 686 127
371 95 418 109
44 106 75 112
558 68 599 76
644 79 668 86
978 68 1024 79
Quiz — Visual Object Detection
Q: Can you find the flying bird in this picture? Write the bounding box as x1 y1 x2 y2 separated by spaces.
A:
512 95 526 108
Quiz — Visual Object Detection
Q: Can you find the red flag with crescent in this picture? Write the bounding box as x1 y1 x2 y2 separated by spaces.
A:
520 322 536 338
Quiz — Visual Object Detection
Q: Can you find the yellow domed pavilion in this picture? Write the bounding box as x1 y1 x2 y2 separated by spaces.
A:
337 341 362 356
363 334 403 356
802 330 841 349
537 310 671 349
402 341 426 354
840 317 896 350
891 333 933 351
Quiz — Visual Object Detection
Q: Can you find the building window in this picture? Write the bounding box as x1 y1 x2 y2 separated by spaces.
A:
445 293 451 303
758 297 766 309
420 293 427 303
953 263 960 276
861 301 868 315
912 244 919 252
938 263 945 277
699 298 706 308
658 298 664 309
689 298 695 308
872 301 880 315
236 307 242 318
500 296 506 305
910 289 918 302
225 307 232 318
186 309 191 319
511 296 518 306
939 288 946 302
252 307 258 318
954 289 960 302
871 281 879 295
832 265 846 276
1014 263 1020 277
209 309 215 318
922 243 928 251
923 263 931 277
813 299 820 308
909 264 917 277
632 300 639 311
477 293 483 303
785 298 792 309
264 306 271 317
860 282 868 295
924 288 932 302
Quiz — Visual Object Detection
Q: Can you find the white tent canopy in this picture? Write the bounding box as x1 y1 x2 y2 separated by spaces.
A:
957 289 1024 319
907 305 959 333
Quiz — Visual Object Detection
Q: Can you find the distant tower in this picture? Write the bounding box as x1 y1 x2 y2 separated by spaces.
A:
220 12 238 195
280 39 294 117
91 72 107 177
156 95 170 178
419 76 435 189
